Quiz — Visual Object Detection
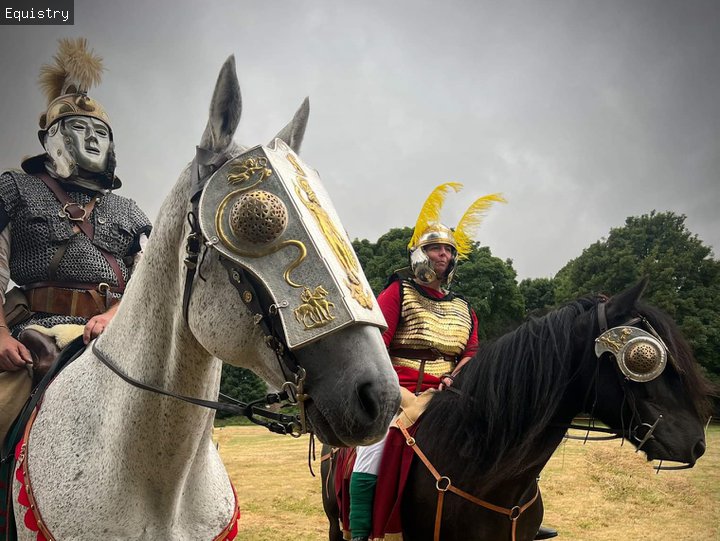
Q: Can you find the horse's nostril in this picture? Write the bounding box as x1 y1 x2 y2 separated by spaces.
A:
356 382 380 421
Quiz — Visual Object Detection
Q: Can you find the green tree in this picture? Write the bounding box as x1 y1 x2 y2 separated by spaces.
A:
218 365 268 418
519 277 557 315
554 211 720 382
452 246 525 339
353 227 413 295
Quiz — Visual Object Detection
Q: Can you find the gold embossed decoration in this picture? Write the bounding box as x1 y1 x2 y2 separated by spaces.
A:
229 190 288 245
227 157 273 189
214 159 308 288
293 285 336 329
596 327 633 355
286 153 374 309
37 38 110 131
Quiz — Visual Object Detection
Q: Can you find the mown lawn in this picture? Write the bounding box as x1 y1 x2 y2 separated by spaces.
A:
216 424 719 541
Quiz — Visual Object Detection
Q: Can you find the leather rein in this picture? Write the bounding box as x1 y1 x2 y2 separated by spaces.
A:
91 146 311 437
394 298 688 541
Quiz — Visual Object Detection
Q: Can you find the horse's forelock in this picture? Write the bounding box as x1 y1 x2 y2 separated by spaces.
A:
637 302 715 419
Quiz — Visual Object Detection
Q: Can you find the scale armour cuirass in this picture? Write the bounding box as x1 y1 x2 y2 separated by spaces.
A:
0 170 151 288
389 280 472 377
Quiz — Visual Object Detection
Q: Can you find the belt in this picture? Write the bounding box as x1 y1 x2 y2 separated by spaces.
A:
391 357 456 378
22 281 125 294
25 285 121 319
388 348 457 362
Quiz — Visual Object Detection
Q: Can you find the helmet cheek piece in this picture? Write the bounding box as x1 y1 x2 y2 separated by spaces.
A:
444 253 457 285
409 244 458 285
410 247 437 284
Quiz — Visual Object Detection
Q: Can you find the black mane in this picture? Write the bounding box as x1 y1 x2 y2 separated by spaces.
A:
420 298 597 485
418 294 713 487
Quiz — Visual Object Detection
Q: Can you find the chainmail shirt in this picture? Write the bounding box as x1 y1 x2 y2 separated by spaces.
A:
0 169 152 332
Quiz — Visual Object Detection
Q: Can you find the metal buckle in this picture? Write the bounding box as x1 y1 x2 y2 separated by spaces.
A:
97 283 110 294
59 202 87 222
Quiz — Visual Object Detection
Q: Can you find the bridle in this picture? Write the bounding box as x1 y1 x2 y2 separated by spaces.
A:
93 145 314 437
564 299 695 471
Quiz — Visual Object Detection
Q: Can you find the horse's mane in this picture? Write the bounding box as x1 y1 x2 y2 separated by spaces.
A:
419 294 714 486
420 297 598 485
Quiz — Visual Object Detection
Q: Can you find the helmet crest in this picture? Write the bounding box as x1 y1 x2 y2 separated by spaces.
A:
408 183 506 284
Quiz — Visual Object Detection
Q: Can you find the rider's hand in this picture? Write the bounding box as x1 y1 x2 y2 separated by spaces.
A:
438 374 455 390
0 327 32 371
83 311 114 344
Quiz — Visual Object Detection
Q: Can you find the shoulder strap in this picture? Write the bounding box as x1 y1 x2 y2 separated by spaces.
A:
36 173 125 289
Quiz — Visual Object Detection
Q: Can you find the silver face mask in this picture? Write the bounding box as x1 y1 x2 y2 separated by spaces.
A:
595 326 668 382
43 116 112 180
197 138 386 350
60 116 111 174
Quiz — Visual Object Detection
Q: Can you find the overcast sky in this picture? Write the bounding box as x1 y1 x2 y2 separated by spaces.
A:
1 0 717 280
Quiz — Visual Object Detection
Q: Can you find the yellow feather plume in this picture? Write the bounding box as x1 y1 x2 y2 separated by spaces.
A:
39 38 104 104
408 182 463 250
454 193 507 259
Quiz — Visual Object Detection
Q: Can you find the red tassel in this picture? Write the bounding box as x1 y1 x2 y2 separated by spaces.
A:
23 507 38 531
17 484 30 508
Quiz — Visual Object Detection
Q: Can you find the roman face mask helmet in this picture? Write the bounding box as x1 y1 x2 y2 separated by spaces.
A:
22 38 119 189
407 182 506 285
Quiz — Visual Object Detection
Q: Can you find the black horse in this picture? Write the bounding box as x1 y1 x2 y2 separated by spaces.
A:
322 281 712 541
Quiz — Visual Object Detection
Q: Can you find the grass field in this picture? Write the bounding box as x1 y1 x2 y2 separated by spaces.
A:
216 424 719 541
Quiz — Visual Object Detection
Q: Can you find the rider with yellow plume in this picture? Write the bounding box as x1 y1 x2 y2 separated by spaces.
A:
349 183 505 541
0 39 151 442
389 182 505 391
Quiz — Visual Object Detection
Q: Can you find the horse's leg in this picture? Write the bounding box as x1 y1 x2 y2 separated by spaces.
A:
320 445 344 541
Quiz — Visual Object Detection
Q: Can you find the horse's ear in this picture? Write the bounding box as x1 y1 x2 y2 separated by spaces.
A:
199 56 242 153
271 97 309 153
606 278 648 322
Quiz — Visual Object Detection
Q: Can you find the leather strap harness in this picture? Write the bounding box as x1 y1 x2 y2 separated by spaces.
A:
396 418 539 541
37 173 125 290
83 146 310 437
17 173 128 319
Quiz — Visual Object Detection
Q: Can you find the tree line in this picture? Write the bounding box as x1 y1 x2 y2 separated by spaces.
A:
220 210 719 408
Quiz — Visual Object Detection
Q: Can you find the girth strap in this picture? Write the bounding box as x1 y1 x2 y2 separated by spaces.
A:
395 419 539 541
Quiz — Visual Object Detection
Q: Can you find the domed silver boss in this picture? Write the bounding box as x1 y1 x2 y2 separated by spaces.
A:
229 190 288 245
595 326 667 382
